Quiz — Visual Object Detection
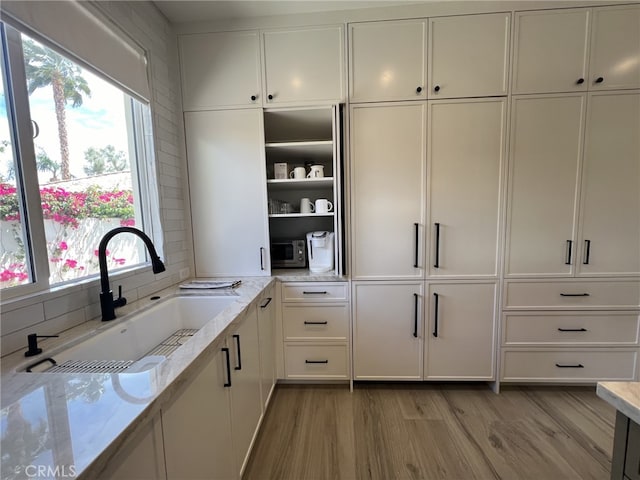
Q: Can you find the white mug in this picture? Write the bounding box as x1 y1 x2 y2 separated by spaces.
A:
315 199 333 213
300 198 315 214
289 167 306 179
307 165 324 178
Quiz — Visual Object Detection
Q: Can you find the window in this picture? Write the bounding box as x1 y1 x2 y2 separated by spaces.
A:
0 23 160 296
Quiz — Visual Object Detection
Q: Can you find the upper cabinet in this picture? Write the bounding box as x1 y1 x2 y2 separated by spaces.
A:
513 5 640 94
349 19 427 102
589 5 640 91
262 26 345 105
179 31 262 110
428 13 510 98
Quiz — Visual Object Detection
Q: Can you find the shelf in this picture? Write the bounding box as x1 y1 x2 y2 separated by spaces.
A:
265 141 333 161
267 178 333 190
269 213 334 218
266 140 333 148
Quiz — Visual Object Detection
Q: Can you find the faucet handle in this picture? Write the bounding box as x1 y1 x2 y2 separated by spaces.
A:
113 285 127 308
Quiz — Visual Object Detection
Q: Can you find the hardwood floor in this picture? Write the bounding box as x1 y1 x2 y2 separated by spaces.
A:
243 384 615 480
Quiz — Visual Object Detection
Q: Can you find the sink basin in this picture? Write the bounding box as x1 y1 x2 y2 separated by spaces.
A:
25 295 238 373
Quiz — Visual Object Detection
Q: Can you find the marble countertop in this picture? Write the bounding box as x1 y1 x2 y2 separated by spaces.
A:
597 381 640 425
0 277 275 480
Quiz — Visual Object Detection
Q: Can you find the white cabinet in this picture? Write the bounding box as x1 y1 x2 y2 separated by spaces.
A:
179 31 262 110
264 106 344 275
512 5 640 94
257 285 276 408
280 281 350 380
228 308 263 476
428 13 510 98
425 283 496 380
512 9 590 94
577 91 640 276
427 98 506 277
353 282 423 380
589 5 640 91
350 103 426 280
349 19 426 102
162 345 235 480
262 26 344 105
98 414 166 480
185 109 270 276
505 94 585 277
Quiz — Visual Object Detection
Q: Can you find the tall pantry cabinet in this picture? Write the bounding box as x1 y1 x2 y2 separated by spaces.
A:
350 12 509 381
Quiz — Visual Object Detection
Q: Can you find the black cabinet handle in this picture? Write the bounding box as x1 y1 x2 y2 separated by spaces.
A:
565 240 573 265
222 347 231 387
305 359 328 364
304 321 328 325
416 86 423 93
413 293 419 338
233 334 242 370
434 85 441 92
260 297 272 308
433 293 439 338
583 239 591 265
268 94 274 100
555 363 584 368
558 328 588 332
303 291 327 295
560 293 590 297
595 76 604 84
576 78 584 85
260 247 265 271
414 223 419 268
434 223 441 268
250 95 257 101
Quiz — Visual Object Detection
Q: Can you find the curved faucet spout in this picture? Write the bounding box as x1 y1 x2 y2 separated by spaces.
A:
98 227 166 321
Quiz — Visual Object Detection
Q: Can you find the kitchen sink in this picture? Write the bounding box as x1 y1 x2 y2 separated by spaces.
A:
24 294 238 373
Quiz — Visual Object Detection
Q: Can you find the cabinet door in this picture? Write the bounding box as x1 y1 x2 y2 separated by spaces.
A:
179 31 262 110
577 91 640 276
506 95 585 276
427 98 506 277
512 9 590 94
425 283 496 379
349 19 426 102
262 26 344 105
162 347 235 480
589 5 640 91
228 308 263 477
186 109 270 276
353 282 423 379
350 103 426 279
257 287 276 409
428 13 510 98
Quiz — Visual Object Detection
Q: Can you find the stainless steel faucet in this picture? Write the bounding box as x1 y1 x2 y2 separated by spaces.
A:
98 227 165 321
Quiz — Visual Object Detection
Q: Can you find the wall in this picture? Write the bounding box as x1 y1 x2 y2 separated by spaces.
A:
0 1 192 357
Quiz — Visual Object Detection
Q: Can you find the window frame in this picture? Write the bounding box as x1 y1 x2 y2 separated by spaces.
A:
0 22 163 301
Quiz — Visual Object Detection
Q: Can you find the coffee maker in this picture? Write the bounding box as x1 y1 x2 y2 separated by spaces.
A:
306 231 335 273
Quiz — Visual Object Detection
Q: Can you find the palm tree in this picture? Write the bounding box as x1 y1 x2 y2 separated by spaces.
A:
22 39 90 180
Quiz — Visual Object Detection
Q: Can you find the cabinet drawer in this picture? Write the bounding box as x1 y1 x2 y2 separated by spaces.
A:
501 349 638 382
284 344 349 379
281 283 348 302
283 304 349 340
503 313 640 345
505 281 640 308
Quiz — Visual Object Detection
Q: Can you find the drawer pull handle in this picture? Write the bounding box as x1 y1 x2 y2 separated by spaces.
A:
304 321 328 325
583 239 591 265
434 223 441 268
560 293 590 297
260 297 272 308
233 334 242 371
558 328 587 332
222 348 231 387
303 291 328 295
565 240 573 265
555 363 584 368
413 293 419 338
433 292 439 338
305 359 328 364
414 222 419 268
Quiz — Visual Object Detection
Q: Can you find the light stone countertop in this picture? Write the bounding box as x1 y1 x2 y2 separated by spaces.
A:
0 276 275 480
597 381 640 425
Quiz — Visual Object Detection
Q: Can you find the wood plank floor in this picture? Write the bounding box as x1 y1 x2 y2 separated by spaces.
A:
244 384 615 480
